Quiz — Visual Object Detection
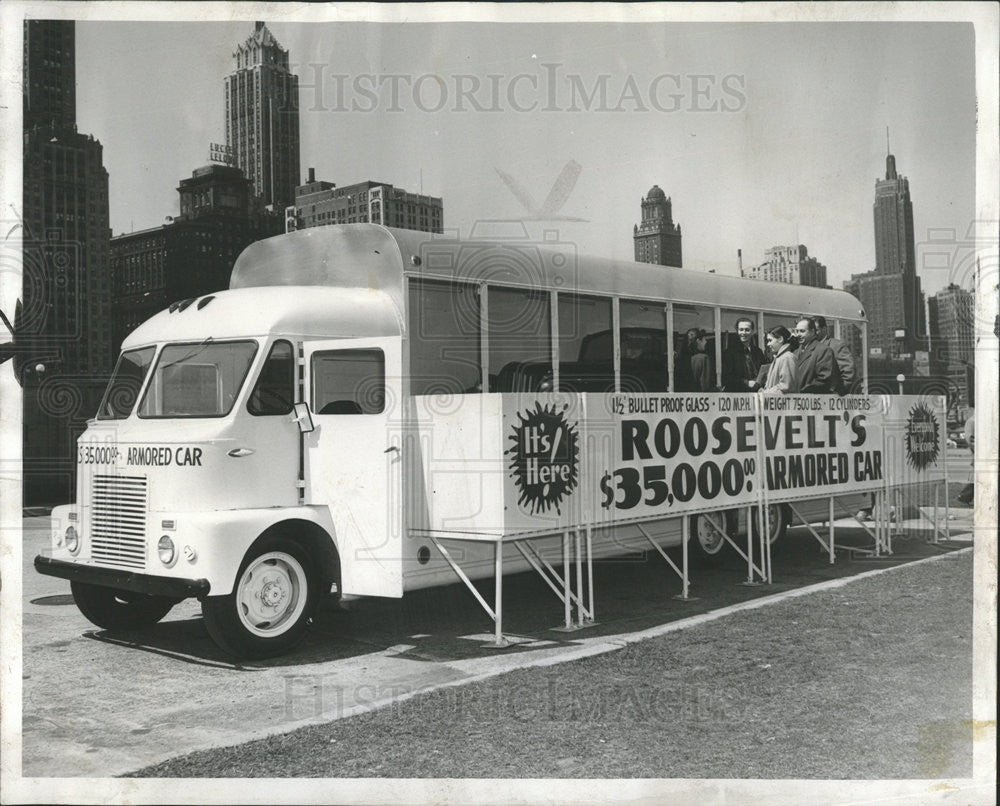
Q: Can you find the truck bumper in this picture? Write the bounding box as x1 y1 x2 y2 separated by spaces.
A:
34 555 211 600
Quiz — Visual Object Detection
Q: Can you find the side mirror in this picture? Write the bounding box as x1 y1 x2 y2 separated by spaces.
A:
293 401 314 433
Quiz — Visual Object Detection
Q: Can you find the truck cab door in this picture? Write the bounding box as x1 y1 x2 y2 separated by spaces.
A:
303 338 403 597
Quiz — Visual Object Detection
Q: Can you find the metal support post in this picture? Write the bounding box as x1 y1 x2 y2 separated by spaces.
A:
574 529 584 627
681 517 690 599
896 487 906 537
562 531 571 629
494 539 504 647
741 505 761 586
635 522 695 601
756 505 768 584
586 525 595 622
515 541 592 623
828 497 836 563
764 508 773 584
933 482 940 543
428 536 508 648
943 471 952 543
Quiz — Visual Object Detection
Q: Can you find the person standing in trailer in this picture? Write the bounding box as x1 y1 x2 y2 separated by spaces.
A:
815 315 856 395
722 316 766 392
759 326 798 394
688 328 714 392
792 317 840 394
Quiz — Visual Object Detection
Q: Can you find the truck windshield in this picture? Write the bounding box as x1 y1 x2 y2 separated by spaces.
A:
96 347 156 420
138 340 258 418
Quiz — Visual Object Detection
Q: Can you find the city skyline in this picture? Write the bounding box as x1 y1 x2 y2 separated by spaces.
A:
68 16 977 296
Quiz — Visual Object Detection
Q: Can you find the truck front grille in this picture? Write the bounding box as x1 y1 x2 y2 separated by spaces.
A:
90 475 148 570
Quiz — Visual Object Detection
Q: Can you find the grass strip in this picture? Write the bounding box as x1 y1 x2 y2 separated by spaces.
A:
131 551 973 779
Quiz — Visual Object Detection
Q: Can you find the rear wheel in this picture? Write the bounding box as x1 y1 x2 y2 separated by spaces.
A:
202 537 318 659
750 503 789 551
690 510 733 561
71 581 176 630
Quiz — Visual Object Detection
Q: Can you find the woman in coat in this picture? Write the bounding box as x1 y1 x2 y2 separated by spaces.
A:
760 326 798 394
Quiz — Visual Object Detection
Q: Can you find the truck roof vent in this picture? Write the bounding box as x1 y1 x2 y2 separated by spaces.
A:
176 298 195 312
197 295 215 310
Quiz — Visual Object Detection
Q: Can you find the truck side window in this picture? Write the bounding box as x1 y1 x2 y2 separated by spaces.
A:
248 340 294 416
312 349 385 415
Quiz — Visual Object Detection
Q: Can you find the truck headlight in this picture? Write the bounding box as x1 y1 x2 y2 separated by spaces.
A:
65 526 80 555
157 535 176 566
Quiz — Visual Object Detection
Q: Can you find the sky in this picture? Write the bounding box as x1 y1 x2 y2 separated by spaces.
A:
72 16 978 295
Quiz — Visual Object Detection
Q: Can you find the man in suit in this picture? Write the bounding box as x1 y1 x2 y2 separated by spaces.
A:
815 315 856 395
721 316 765 392
793 317 840 393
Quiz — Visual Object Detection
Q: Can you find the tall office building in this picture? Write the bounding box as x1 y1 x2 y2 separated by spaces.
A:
844 149 925 362
23 19 75 130
741 245 829 288
22 20 113 503
633 185 682 267
224 22 300 210
288 169 444 233
873 151 916 277
928 283 975 413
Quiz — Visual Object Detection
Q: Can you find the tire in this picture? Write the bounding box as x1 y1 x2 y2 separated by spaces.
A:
202 536 319 659
689 510 733 562
70 581 176 630
750 503 789 552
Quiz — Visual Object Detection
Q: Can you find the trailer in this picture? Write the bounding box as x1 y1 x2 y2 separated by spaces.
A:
35 224 945 658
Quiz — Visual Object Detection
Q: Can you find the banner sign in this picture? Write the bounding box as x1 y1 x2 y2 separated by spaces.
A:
416 393 946 536
501 394 585 532
583 394 761 524
757 394 887 503
882 395 948 489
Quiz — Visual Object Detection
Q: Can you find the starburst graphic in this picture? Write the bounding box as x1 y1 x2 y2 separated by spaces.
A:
505 401 580 515
904 403 940 471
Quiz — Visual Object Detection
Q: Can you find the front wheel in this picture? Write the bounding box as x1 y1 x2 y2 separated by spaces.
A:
71 581 176 630
202 537 318 659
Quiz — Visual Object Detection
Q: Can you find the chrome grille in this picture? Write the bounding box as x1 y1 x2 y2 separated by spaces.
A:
90 475 147 569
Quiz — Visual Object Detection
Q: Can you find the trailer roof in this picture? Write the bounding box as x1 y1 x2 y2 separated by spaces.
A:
232 224 867 322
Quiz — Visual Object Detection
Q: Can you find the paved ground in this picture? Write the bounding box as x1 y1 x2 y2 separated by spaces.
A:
16 507 973 779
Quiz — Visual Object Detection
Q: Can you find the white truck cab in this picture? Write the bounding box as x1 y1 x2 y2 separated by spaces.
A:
37 228 409 658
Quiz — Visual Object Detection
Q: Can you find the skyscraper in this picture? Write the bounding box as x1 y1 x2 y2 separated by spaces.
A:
224 22 300 210
23 18 75 130
22 20 113 503
928 283 975 414
633 185 682 267
873 152 916 277
844 148 925 362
